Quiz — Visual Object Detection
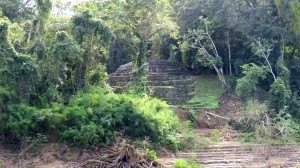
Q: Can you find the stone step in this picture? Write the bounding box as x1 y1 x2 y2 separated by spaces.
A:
162 158 298 168
174 156 254 161
148 79 193 85
111 79 193 87
109 74 191 85
200 159 251 164
110 70 192 77
175 153 253 157
202 165 250 168
184 146 299 152
109 76 131 84
174 150 254 155
110 60 192 75
108 60 195 105
111 71 132 76
148 66 186 72
148 74 190 81
159 98 190 105
163 72 193 76
160 142 300 168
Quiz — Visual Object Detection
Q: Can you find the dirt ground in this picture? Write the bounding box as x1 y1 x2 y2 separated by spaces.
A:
196 92 242 129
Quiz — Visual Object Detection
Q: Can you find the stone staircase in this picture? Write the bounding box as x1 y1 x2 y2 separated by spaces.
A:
161 141 300 168
109 60 300 168
160 126 300 168
108 60 194 105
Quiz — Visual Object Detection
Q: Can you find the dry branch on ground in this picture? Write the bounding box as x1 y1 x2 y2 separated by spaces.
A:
82 145 164 168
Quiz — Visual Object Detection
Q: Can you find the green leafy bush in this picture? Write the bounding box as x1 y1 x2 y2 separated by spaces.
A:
0 87 180 148
60 124 105 148
210 129 221 142
241 132 256 142
1 104 40 139
269 78 291 113
173 158 201 168
235 63 267 101
145 148 159 162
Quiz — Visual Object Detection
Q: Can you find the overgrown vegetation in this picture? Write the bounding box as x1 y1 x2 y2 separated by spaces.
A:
1 0 300 166
237 100 300 144
187 76 234 109
0 87 180 148
173 158 202 168
176 121 212 150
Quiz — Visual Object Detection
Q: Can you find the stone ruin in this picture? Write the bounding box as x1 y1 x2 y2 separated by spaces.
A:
108 59 194 105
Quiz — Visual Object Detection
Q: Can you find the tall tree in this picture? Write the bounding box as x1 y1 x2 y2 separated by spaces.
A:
175 0 286 75
0 22 38 103
28 0 52 60
74 0 178 93
71 12 113 89
49 31 83 101
182 20 226 87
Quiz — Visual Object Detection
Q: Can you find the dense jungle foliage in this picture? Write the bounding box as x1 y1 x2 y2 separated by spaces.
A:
1 0 300 148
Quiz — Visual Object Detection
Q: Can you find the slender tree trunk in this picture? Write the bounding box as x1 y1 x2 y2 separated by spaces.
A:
90 34 94 53
265 57 276 81
213 64 226 88
227 32 232 76
27 23 34 43
228 43 232 75
228 44 232 76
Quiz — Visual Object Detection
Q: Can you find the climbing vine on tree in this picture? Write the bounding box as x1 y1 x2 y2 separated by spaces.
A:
28 0 52 60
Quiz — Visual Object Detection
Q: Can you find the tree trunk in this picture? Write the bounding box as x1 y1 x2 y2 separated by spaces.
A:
213 64 226 88
228 38 232 76
265 57 276 81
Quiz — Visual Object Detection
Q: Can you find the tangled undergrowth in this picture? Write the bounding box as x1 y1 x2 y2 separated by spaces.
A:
0 87 180 149
236 100 300 144
82 144 163 168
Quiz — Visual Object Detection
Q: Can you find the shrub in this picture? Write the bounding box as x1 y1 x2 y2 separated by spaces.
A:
176 121 211 150
145 148 159 162
235 63 267 101
269 78 291 113
2 104 40 139
237 100 268 132
173 158 201 168
210 129 221 142
60 123 106 148
241 132 256 142
63 87 180 147
237 100 300 143
0 87 180 148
